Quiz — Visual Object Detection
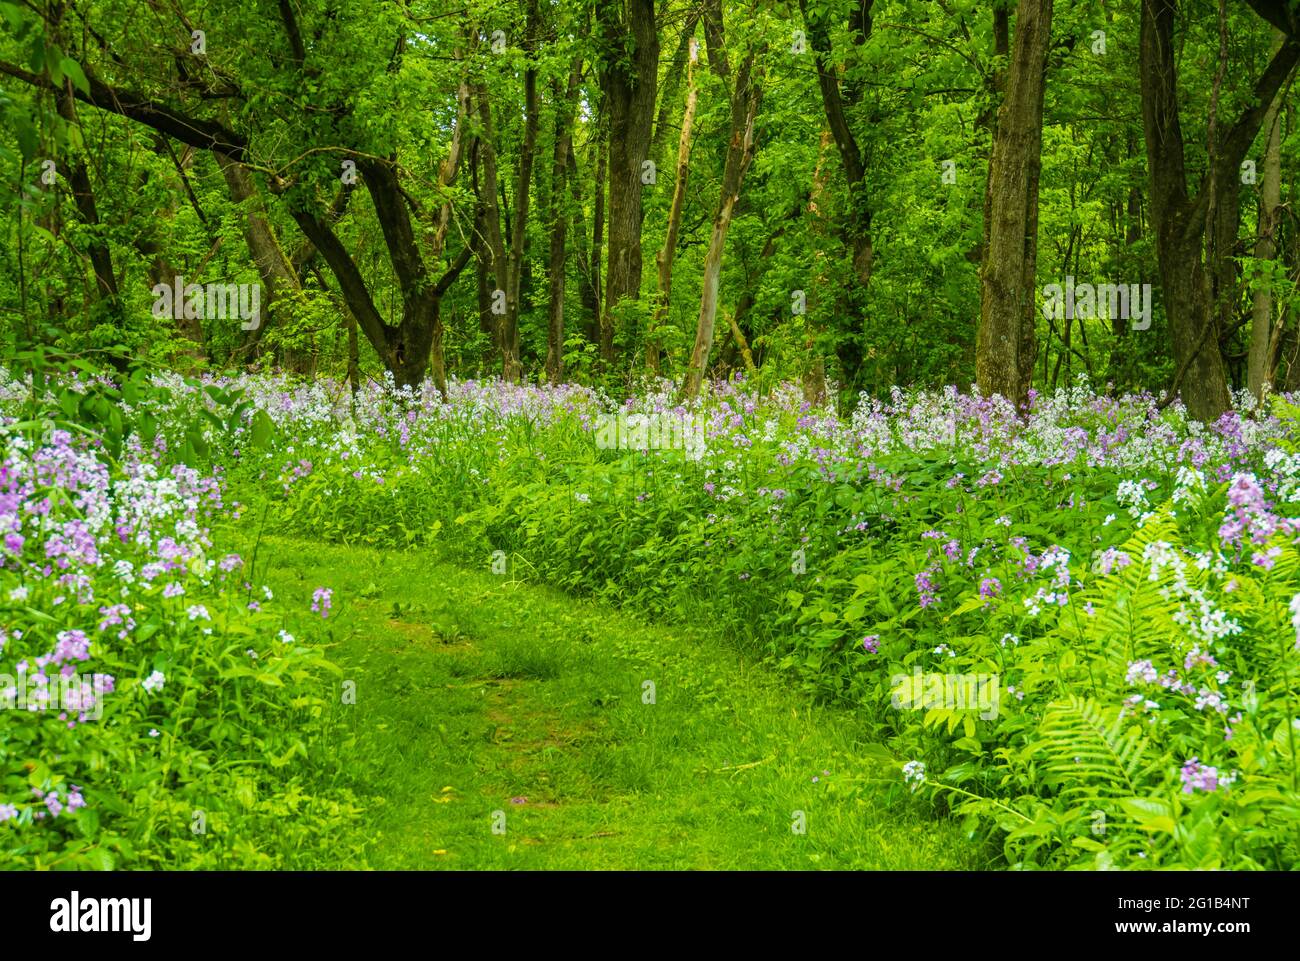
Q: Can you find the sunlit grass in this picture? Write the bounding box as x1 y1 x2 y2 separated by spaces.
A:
238 532 990 870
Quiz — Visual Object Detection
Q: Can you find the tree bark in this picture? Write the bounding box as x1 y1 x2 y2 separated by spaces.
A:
596 0 659 364
799 0 875 285
977 0 1053 406
216 152 311 371
545 60 583 383
683 38 762 399
1140 0 1299 421
472 89 512 372
55 86 123 334
501 0 540 382
1248 32 1286 401
649 33 700 374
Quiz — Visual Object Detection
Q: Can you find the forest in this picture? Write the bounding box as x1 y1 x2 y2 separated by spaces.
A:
1 0 1299 875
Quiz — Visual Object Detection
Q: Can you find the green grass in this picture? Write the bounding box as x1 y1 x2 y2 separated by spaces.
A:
241 533 991 869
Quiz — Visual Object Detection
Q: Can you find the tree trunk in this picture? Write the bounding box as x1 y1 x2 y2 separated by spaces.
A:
472 91 511 372
1140 0 1299 421
54 86 126 363
596 0 659 364
501 0 540 382
1248 32 1286 401
216 152 310 371
977 0 1053 406
683 46 762 399
975 3 1012 268
799 0 875 285
650 34 699 374
546 60 582 383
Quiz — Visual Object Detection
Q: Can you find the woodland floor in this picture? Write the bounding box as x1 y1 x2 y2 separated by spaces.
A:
239 534 988 869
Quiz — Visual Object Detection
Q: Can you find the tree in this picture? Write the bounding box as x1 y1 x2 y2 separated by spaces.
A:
1247 30 1288 400
1139 0 1299 421
976 0 1053 407
595 0 659 363
682 1 763 399
799 0 875 286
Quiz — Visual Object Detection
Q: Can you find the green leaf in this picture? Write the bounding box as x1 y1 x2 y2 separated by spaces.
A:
250 409 275 449
59 57 89 95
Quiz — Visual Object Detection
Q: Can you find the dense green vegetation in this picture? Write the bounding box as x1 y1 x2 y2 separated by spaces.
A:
0 1 1296 410
2 1 1300 872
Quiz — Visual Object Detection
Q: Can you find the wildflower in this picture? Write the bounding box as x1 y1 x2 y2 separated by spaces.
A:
914 567 941 609
311 587 333 618
902 760 926 790
1126 660 1158 685
861 635 879 654
53 630 90 664
141 670 166 693
1179 758 1219 794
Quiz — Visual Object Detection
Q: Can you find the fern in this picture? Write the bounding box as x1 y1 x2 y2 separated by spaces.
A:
1027 695 1158 802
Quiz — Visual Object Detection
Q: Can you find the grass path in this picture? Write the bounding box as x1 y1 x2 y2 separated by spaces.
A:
248 534 988 869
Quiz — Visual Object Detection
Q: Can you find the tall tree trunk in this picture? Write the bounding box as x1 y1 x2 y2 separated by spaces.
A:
596 0 659 364
976 3 1013 269
292 156 471 391
977 0 1053 406
649 33 699 374
799 0 875 285
1140 0 1299 421
566 137 600 346
587 134 606 344
216 152 309 371
501 0 540 382
55 85 126 361
651 7 702 168
428 79 471 392
472 91 511 372
683 40 763 399
546 60 582 383
1248 32 1286 401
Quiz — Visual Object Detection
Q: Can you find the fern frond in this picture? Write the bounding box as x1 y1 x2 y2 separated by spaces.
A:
1027 695 1158 802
